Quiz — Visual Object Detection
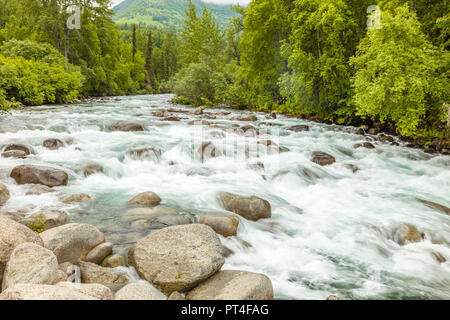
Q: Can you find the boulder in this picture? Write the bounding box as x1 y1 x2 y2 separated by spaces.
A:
0 211 23 222
40 223 105 264
78 261 129 291
109 123 144 132
163 116 180 122
123 206 177 220
311 152 336 166
128 224 225 295
0 184 10 206
354 142 375 149
287 125 310 132
0 284 96 300
354 125 369 135
142 215 192 230
126 147 162 161
2 144 31 155
126 192 161 207
187 270 273 300
10 165 68 187
379 135 395 143
59 194 95 204
198 142 222 162
101 254 125 268
230 114 258 122
2 243 59 291
43 139 65 150
56 282 113 300
114 282 166 300
199 215 239 237
190 107 203 116
1 150 27 158
392 224 423 245
84 242 113 265
0 217 44 283
21 209 70 231
25 185 54 195
218 192 271 221
83 164 103 177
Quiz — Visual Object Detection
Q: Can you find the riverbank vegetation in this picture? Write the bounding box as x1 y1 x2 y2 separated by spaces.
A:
0 0 448 144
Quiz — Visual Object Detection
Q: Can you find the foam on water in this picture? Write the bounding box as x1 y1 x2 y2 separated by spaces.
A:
0 94 449 300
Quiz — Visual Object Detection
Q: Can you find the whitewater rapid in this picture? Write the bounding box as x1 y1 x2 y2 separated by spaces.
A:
0 94 449 299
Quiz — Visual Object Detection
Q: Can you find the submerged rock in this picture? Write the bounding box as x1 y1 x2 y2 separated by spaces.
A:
10 165 68 187
43 139 65 150
40 223 106 264
123 206 177 220
126 191 161 207
230 114 258 122
0 183 10 206
25 185 54 195
418 199 450 215
60 194 95 204
186 270 274 300
128 224 225 295
199 214 240 237
431 251 446 264
344 164 359 173
198 142 222 162
2 243 59 290
114 282 166 300
311 152 336 166
218 192 271 221
392 224 423 245
83 164 103 177
354 142 375 149
109 123 144 132
126 147 162 161
287 125 310 132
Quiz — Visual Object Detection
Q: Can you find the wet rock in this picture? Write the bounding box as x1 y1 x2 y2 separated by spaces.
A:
0 184 10 206
287 125 310 132
168 292 186 300
230 114 257 122
60 194 95 204
199 214 239 237
186 270 273 300
83 164 103 177
0 217 44 284
418 199 450 215
0 284 96 300
379 135 395 143
268 112 277 119
56 282 113 300
326 295 344 300
354 125 369 135
21 209 70 231
198 142 222 162
128 224 225 295
311 152 336 166
126 192 161 207
152 110 170 117
218 192 271 221
215 112 231 116
163 116 180 122
2 243 59 290
109 123 144 132
354 142 376 149
2 144 31 155
43 139 65 150
1 150 27 158
101 254 125 268
123 206 177 220
431 252 446 264
145 215 192 230
78 261 129 291
10 165 68 187
114 282 166 300
126 147 162 161
40 223 105 264
368 128 379 135
84 242 113 265
393 224 422 245
190 107 203 116
25 185 54 195
344 164 359 173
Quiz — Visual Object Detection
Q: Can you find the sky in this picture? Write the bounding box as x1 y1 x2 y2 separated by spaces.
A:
110 0 251 7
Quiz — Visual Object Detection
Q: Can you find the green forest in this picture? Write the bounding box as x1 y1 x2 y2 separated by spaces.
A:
0 0 448 143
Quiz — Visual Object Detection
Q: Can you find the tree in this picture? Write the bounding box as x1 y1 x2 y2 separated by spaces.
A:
145 31 153 87
351 5 449 137
132 24 137 61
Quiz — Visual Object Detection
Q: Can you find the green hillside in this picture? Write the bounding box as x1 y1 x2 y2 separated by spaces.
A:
113 0 237 30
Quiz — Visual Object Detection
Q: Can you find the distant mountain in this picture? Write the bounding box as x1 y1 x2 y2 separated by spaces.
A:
112 0 238 30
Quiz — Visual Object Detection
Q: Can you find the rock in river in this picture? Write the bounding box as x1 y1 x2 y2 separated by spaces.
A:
20 209 70 231
311 152 336 166
392 224 423 245
187 270 274 300
218 192 271 221
1 144 31 155
10 165 68 187
126 191 161 207
198 142 222 162
287 125 310 132
43 139 65 150
0 184 10 206
114 281 166 300
83 242 113 265
230 114 258 122
199 214 239 237
59 194 95 204
128 224 225 295
109 123 144 132
78 261 129 291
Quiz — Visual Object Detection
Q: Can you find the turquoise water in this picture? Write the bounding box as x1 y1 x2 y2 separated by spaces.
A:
0 94 449 299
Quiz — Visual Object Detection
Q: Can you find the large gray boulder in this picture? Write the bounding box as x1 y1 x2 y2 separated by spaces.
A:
0 284 96 300
114 281 166 300
2 243 59 291
40 223 105 264
128 224 225 295
218 192 271 221
10 165 68 187
0 217 44 284
0 184 10 206
187 270 274 300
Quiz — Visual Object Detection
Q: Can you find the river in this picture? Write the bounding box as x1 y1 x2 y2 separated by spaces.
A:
0 94 449 300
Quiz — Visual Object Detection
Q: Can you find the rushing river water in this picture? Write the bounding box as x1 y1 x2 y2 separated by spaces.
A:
0 94 449 300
